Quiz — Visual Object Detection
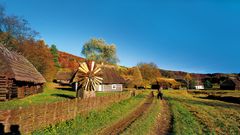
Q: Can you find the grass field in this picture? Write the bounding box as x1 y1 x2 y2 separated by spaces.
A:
188 90 240 104
164 90 240 135
32 93 147 135
0 83 118 110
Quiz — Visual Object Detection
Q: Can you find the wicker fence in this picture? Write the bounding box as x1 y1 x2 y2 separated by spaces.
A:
0 92 130 134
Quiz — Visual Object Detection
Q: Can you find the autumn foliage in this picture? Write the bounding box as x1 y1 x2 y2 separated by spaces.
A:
58 51 84 70
18 40 57 81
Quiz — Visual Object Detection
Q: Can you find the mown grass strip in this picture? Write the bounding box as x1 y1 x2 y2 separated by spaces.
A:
164 90 204 135
122 99 161 135
168 99 204 135
32 93 146 135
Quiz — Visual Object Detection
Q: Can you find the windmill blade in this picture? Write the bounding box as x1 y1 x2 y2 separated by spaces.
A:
95 76 103 81
79 78 87 84
79 65 88 73
93 67 101 74
93 77 102 84
90 61 95 72
95 76 103 80
80 62 89 73
76 61 102 92
90 81 95 91
85 78 90 90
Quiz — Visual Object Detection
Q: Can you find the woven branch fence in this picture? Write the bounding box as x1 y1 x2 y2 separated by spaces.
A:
0 92 130 134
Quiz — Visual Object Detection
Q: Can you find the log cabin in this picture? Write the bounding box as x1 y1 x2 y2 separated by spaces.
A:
0 44 46 101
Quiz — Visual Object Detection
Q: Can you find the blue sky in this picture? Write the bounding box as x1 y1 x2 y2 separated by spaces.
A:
1 0 240 73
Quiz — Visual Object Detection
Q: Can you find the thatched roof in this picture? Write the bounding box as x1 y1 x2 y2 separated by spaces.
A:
71 65 125 84
221 77 240 87
56 70 74 81
100 66 125 84
0 44 46 84
154 77 181 86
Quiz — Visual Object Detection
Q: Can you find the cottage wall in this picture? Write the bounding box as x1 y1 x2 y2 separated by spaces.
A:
195 85 204 90
97 84 123 92
16 83 43 99
9 79 17 99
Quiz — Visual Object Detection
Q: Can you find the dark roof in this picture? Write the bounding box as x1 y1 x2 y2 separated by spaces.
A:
71 65 125 84
221 78 240 86
56 70 74 81
231 78 240 86
0 44 46 83
100 66 125 84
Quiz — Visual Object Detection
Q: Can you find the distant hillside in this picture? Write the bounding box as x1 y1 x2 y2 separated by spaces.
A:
58 51 84 70
160 69 209 79
160 69 239 80
57 51 239 80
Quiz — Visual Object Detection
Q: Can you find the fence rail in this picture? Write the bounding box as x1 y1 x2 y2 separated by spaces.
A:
0 92 130 134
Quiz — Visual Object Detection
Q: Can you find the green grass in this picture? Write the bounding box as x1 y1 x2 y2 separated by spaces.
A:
0 83 118 110
168 99 204 135
164 90 240 135
0 83 76 110
96 91 128 97
122 99 161 135
32 93 146 135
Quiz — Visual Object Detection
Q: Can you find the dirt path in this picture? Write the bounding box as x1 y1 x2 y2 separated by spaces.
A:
99 92 154 135
153 99 173 135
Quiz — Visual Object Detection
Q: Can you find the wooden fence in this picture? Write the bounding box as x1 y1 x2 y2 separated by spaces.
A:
0 92 130 134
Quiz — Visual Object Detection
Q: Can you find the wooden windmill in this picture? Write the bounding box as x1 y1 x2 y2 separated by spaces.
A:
73 61 103 98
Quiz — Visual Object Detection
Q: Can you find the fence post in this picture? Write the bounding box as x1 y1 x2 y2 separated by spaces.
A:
61 100 64 121
53 102 57 123
74 98 78 118
68 99 71 119
43 103 47 127
32 106 35 131
87 98 90 111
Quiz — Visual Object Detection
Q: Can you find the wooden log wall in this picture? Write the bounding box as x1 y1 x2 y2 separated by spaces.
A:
0 76 8 101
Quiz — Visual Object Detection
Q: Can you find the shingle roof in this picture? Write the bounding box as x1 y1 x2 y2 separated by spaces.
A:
56 70 74 81
230 78 240 86
100 66 125 84
0 44 46 83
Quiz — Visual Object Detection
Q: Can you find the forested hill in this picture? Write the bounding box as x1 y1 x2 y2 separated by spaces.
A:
58 51 84 70
160 69 239 80
57 50 239 81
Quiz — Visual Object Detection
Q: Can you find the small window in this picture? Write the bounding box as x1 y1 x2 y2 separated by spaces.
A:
112 84 117 89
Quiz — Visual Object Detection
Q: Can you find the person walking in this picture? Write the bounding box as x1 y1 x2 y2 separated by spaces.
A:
157 88 163 100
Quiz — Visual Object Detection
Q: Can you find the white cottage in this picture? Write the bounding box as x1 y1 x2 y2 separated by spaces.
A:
96 66 125 92
195 85 204 90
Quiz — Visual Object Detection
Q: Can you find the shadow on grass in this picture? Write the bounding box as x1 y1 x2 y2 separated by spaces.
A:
166 96 240 110
56 87 75 91
200 95 240 104
51 94 75 99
